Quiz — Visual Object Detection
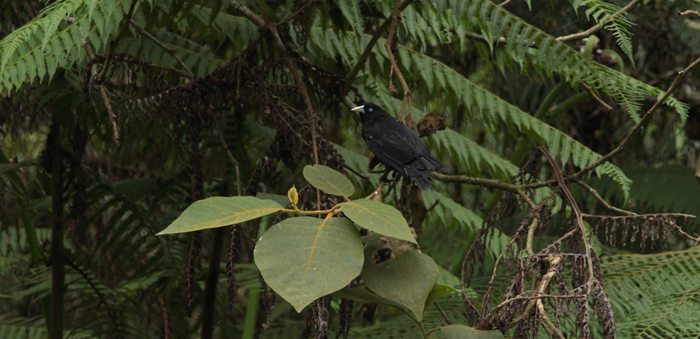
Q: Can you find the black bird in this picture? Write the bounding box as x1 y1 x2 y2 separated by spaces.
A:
352 102 446 189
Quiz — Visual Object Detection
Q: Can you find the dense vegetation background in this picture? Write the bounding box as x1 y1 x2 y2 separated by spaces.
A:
2 0 700 338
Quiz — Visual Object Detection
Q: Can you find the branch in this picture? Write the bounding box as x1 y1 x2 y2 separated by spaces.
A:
537 299 566 339
541 148 596 292
431 172 536 208
385 0 412 123
556 0 641 42
83 42 120 143
229 0 321 207
680 10 700 19
278 0 318 26
130 19 194 78
508 256 563 327
98 0 138 81
341 0 413 96
580 81 612 111
434 301 453 325
573 178 634 216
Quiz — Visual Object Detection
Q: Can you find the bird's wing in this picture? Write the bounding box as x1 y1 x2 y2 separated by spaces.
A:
364 118 430 173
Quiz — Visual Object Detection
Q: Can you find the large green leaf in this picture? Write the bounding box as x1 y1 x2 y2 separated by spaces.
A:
341 199 416 243
157 196 283 235
254 216 363 312
437 324 505 339
361 236 439 321
302 164 355 198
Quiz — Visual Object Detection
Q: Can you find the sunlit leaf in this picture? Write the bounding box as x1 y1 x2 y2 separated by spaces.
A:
341 199 416 243
157 196 283 235
303 164 355 198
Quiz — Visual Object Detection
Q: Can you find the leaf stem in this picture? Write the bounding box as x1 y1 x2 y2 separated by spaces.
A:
282 206 340 215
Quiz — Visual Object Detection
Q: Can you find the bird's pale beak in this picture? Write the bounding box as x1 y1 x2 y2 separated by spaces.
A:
351 105 364 112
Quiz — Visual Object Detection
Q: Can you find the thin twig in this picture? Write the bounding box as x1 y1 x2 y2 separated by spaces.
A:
344 164 369 179
434 302 453 325
229 0 321 208
561 54 700 183
508 256 563 327
341 0 413 96
278 0 318 25
496 291 586 310
556 0 641 42
385 0 412 123
498 0 515 7
130 19 194 78
581 212 700 243
425 198 440 213
541 148 596 294
100 86 120 143
98 0 138 81
213 116 242 195
573 178 634 216
537 300 566 339
580 81 612 111
83 42 120 143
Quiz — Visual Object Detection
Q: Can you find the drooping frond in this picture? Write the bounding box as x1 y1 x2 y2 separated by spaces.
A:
571 0 635 63
0 0 138 92
603 247 700 338
413 0 687 121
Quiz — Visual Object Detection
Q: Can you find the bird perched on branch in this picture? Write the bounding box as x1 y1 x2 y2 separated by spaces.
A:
352 102 446 189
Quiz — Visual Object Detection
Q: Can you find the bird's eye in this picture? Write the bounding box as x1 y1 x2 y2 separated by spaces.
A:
368 108 373 112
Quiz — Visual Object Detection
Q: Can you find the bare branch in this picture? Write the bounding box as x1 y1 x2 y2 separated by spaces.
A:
98 0 138 82
556 0 641 42
130 19 194 78
580 81 612 111
341 0 413 96
679 10 700 19
573 178 635 216
537 299 566 339
83 42 120 143
385 0 412 123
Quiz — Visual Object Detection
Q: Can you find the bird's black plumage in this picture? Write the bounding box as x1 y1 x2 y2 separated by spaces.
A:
352 103 446 189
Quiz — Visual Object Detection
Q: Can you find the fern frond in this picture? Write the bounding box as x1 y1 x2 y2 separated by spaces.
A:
603 247 700 338
571 0 635 63
335 0 364 33
0 0 136 92
0 318 48 339
181 5 259 46
0 227 51 257
309 28 632 195
423 190 482 236
414 0 687 121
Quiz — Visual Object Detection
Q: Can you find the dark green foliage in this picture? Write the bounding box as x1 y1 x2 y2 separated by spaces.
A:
2 0 700 338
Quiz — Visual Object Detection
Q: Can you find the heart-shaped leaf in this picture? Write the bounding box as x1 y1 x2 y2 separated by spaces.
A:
157 196 283 235
340 199 416 243
303 164 355 198
254 216 363 312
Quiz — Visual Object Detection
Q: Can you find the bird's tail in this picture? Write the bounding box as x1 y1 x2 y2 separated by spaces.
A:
406 156 447 190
